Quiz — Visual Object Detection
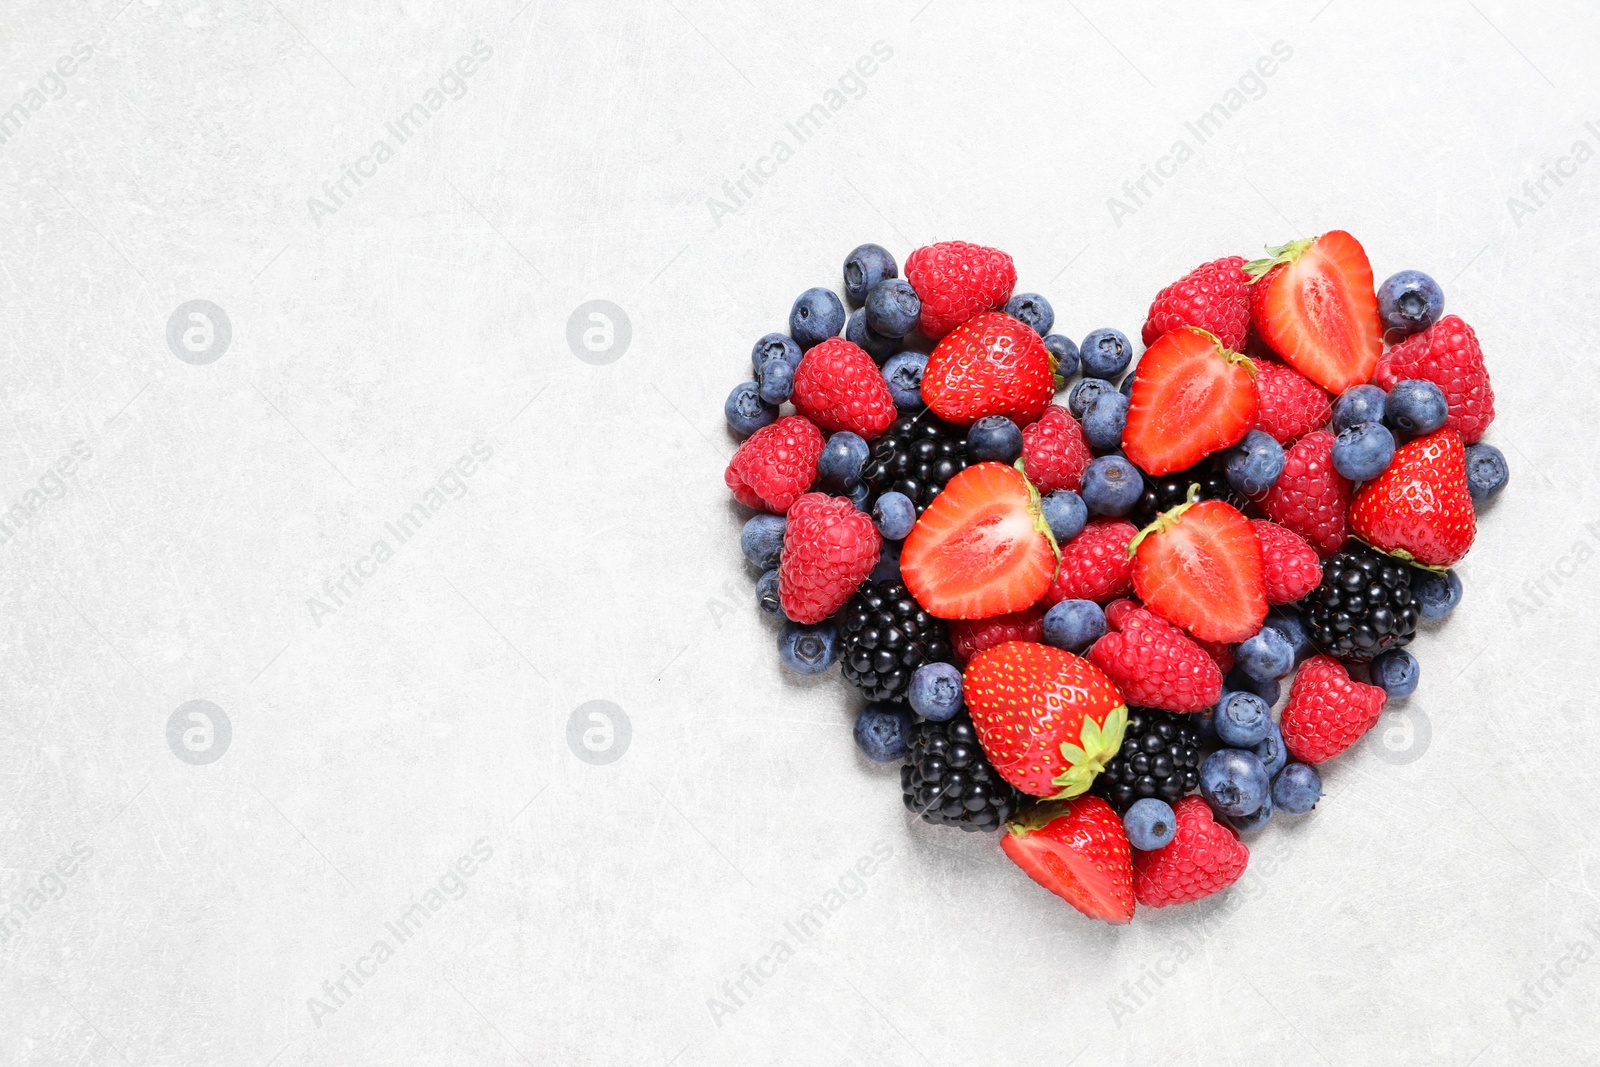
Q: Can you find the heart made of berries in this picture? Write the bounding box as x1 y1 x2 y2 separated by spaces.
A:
726 236 1501 924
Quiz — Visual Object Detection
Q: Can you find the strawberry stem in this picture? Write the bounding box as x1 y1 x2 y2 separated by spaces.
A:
1243 236 1316 281
1125 484 1202 558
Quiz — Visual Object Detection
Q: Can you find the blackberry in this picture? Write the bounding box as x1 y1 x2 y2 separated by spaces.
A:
1130 457 1241 528
838 580 951 702
1299 543 1420 663
901 713 1020 832
1091 708 1202 813
859 413 968 512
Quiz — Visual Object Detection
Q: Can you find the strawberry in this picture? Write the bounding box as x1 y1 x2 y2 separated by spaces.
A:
949 606 1044 664
791 337 898 439
900 462 1057 620
1122 326 1258 476
1374 315 1495 443
1250 519 1323 604
1130 498 1266 644
1280 655 1386 763
1252 359 1332 444
1246 230 1382 393
1252 429 1350 557
903 241 1017 340
1001 796 1135 924
777 493 881 624
1041 518 1137 606
963 641 1128 798
724 415 823 513
1349 428 1476 567
1021 405 1092 492
1132 796 1249 907
921 312 1056 427
1087 604 1222 713
1141 255 1251 350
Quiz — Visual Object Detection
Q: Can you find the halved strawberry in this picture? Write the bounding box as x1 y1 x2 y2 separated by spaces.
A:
1129 498 1266 643
1122 326 1257 476
1001 796 1135 924
1246 231 1382 394
900 462 1056 619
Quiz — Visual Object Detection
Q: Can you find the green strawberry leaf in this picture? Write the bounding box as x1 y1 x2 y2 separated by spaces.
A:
1048 704 1129 799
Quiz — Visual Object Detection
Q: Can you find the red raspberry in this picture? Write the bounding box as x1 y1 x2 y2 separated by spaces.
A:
1374 314 1495 443
777 493 880 624
791 338 898 439
1194 637 1234 674
1021 405 1093 493
1087 604 1222 712
904 241 1017 339
1252 430 1350 557
1280 655 1387 764
1250 519 1323 604
1252 359 1332 444
724 415 823 513
948 606 1044 664
1141 256 1251 350
1042 518 1137 606
1133 796 1250 907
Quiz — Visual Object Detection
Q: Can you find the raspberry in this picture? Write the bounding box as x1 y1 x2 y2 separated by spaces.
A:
1021 405 1093 493
724 415 823 513
1141 256 1251 350
777 493 881 624
1374 315 1495 443
1132 796 1249 907
1252 359 1332 444
1194 637 1234 674
904 241 1017 339
1249 519 1323 604
1279 655 1387 764
791 338 898 439
948 606 1044 663
1042 518 1137 606
1252 430 1350 557
1086 605 1222 712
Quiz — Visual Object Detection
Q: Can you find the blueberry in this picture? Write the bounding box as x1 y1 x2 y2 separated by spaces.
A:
756 569 784 619
1465 442 1508 503
758 358 794 405
881 352 927 409
1227 791 1274 834
1123 798 1178 851
1370 648 1419 699
854 702 913 762
1377 270 1444 339
1237 628 1294 683
1190 706 1218 745
1264 607 1313 663
1385 379 1448 438
908 662 963 722
1215 691 1273 746
1199 748 1270 818
1272 763 1322 815
967 415 1023 463
740 514 787 570
872 491 916 540
1225 429 1286 496
870 542 902 584
789 287 845 350
1332 421 1396 482
1081 391 1129 453
843 243 897 303
1042 599 1107 653
1044 334 1081 379
1067 376 1116 419
846 307 900 363
1004 292 1054 336
1079 328 1133 380
865 279 921 338
1080 455 1143 516
751 333 803 379
725 381 777 436
1226 667 1280 708
818 431 870 489
1411 568 1463 621
1253 722 1288 778
779 620 839 675
1041 489 1088 542
842 482 870 510
1118 372 1135 399
1332 384 1388 431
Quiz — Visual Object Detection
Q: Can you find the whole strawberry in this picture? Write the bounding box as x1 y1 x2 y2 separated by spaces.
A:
1252 429 1350 557
963 641 1128 798
1279 655 1386 763
1250 519 1323 604
1042 518 1138 606
949 606 1044 663
922 312 1057 427
1021 405 1093 492
1001 796 1135 924
1087 603 1222 713
1142 255 1251 350
724 415 823 513
1374 315 1495 443
791 338 898 439
1252 359 1332 444
1349 428 1476 567
1132 796 1249 907
903 241 1017 339
777 493 881 624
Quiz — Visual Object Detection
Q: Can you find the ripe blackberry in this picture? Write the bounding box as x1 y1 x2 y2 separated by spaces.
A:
1300 543 1420 663
901 713 1020 832
839 579 951 702
859 413 968 512
1091 708 1202 813
1130 457 1241 527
